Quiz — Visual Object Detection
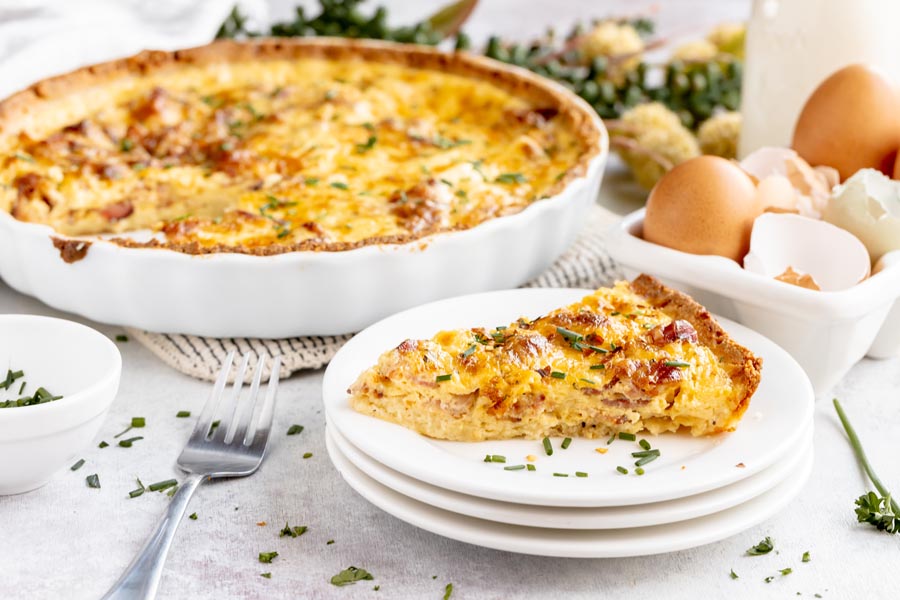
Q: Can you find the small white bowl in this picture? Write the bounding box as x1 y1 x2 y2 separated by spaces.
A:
0 315 121 495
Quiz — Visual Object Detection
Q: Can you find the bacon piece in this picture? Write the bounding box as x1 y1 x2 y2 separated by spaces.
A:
13 173 44 200
507 107 559 127
100 201 134 221
132 87 182 126
594 359 683 407
647 320 699 346
547 310 609 331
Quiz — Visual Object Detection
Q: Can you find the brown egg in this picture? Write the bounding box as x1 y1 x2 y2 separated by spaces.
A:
644 156 758 262
791 64 900 180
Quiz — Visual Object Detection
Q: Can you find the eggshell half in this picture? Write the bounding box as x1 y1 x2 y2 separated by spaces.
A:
644 156 757 262
744 213 870 291
823 168 900 262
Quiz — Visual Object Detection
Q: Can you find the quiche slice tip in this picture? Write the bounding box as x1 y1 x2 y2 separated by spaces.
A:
348 274 762 441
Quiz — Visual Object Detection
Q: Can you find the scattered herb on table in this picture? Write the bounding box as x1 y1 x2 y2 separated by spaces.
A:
443 583 454 599
561 437 572 450
729 569 738 580
764 576 774 583
259 551 279 564
70 459 85 471
115 334 129 342
616 466 628 475
260 572 272 579
98 441 109 448
639 439 652 451
86 474 101 489
503 465 526 471
147 479 178 493
526 464 536 471
553 472 568 477
834 398 900 534
287 424 304 435
208 420 221 436
802 551 811 563
575 471 588 478
330 566 374 586
635 467 645 475
542 437 553 456
747 536 774 555
780 568 792 576
279 522 308 538
327 540 335 545
484 454 506 463
118 436 144 448
176 411 191 418
618 432 636 442
303 452 313 459
114 417 146 438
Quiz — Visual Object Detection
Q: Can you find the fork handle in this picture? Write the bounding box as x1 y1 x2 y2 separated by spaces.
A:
101 473 206 600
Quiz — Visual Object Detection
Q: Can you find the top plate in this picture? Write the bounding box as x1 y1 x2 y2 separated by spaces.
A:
323 288 815 507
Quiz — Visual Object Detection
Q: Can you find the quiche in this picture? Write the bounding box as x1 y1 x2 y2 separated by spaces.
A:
0 39 601 255
349 275 762 440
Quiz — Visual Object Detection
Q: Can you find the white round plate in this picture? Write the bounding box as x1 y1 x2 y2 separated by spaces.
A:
323 288 815 507
327 423 813 530
325 431 814 558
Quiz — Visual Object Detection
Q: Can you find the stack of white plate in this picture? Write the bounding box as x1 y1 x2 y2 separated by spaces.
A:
322 289 816 558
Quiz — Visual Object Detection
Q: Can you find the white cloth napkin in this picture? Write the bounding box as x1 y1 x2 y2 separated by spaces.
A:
0 0 268 98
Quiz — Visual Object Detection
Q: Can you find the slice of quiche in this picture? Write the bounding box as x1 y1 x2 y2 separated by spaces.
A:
348 274 762 441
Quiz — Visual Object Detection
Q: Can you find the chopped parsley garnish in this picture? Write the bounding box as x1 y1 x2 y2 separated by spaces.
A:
664 360 690 368
618 432 636 442
189 513 198 520
542 437 553 456
550 371 566 379
147 479 178 493
86 474 101 488
435 374 453 383
504 465 526 471
330 566 374 586
729 569 739 580
495 172 527 184
258 551 279 564
287 424 304 436
303 452 313 459
747 536 775 555
355 135 378 153
561 437 572 449
115 334 129 342
330 182 349 190
70 459 85 471
118 436 144 448
176 411 191 418
280 522 308 538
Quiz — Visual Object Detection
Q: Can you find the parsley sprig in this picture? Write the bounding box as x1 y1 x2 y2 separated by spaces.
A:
834 399 900 534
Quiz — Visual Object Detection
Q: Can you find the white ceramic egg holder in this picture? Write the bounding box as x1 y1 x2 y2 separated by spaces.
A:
607 209 900 396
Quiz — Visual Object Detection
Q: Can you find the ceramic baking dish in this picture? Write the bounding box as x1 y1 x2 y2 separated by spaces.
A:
606 209 900 396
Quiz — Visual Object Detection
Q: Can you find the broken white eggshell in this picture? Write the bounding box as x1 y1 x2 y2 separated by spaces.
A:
739 147 838 218
823 168 900 262
743 213 870 291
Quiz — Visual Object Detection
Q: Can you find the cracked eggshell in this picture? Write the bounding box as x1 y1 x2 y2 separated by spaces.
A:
739 146 837 218
744 213 870 291
823 168 900 262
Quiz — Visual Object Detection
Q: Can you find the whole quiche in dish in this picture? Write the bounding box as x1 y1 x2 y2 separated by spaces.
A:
0 39 602 255
349 274 763 440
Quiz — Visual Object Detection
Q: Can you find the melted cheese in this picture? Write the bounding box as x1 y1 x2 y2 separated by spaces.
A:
0 58 588 251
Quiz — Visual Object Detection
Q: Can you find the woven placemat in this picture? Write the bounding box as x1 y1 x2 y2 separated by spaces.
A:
129 206 624 381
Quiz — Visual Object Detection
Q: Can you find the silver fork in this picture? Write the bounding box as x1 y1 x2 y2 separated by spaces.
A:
102 352 282 600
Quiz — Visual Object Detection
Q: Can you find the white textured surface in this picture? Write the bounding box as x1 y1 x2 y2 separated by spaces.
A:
2 0 900 598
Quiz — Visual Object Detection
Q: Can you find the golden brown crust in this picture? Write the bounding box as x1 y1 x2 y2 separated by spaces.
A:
0 39 605 256
50 237 91 263
629 273 763 428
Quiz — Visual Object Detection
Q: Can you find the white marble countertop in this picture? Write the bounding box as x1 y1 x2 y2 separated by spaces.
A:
2 1 900 598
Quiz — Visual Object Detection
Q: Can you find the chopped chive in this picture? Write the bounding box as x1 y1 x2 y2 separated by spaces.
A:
618 432 636 441
147 479 177 492
461 344 476 358
207 420 221 436
98 441 109 448
616 466 628 475
610 311 620 316
635 454 660 467
550 371 566 379
526 464 536 471
489 455 506 463
287 424 304 435
280 522 308 537
329 182 349 190
86 474 101 488
483 454 491 462
802 551 811 562
17 381 26 395
176 411 191 418
639 439 652 451
553 473 568 477
495 172 526 184
303 452 313 459
435 374 452 383
631 449 661 458
664 360 690 368
764 576 774 583
132 417 145 428
305 177 320 186
115 334 129 342
70 459 85 471
575 471 588 478
590 364 605 370
260 572 272 579
556 326 583 342
635 467 645 475
504 465 526 471
730 569 739 580
779 568 792 576
118 436 144 448
542 437 553 456
561 437 572 449
606 433 616 445
128 487 144 498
